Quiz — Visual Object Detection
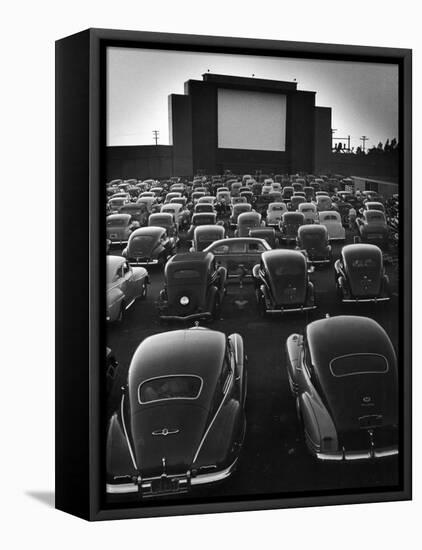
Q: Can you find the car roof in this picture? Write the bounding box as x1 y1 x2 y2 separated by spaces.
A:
205 237 270 250
194 224 224 235
107 213 131 221
298 224 327 236
261 249 306 269
341 243 382 262
282 212 305 221
130 226 165 237
307 316 395 370
319 211 340 220
128 328 226 405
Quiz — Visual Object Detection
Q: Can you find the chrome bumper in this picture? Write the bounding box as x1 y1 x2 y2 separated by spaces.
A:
342 296 391 303
265 305 317 313
160 311 212 321
316 445 398 461
128 259 159 266
106 458 238 495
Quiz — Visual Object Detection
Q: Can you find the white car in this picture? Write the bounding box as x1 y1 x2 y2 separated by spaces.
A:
266 202 288 226
315 195 333 212
318 211 346 240
298 202 318 224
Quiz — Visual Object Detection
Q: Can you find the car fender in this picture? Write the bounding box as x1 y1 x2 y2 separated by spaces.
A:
107 287 125 321
300 391 338 454
131 266 149 283
106 412 137 481
285 334 303 391
230 333 246 406
193 398 243 469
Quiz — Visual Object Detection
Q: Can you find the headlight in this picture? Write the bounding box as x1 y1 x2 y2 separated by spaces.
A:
180 296 189 306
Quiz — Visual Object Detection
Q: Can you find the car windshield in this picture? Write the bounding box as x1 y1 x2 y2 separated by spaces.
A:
330 354 389 377
107 218 127 227
139 375 202 403
131 235 156 247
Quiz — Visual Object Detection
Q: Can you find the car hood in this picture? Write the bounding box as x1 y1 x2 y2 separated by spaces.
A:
130 403 209 478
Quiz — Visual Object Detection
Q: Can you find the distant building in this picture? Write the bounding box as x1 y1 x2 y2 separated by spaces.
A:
106 73 332 179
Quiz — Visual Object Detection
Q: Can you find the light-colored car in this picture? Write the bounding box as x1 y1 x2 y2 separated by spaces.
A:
161 202 188 226
315 195 333 212
266 202 288 226
298 202 318 224
106 255 148 322
106 213 138 244
318 211 346 240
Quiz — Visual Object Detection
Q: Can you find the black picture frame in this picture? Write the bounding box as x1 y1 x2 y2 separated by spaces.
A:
55 28 412 521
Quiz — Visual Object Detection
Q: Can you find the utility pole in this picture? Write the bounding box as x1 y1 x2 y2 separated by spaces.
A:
360 135 369 153
152 130 159 146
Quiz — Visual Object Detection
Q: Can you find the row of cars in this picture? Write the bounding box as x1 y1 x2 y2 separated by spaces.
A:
106 316 398 496
107 238 391 323
105 173 399 499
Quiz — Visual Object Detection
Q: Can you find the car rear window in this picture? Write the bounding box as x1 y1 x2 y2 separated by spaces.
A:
107 218 127 227
329 354 389 377
139 375 202 403
173 269 201 279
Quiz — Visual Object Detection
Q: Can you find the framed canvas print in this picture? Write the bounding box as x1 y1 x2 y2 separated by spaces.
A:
55 28 412 521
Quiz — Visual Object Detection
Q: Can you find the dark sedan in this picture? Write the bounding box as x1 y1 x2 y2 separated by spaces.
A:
252 249 316 314
106 327 247 497
286 315 398 461
334 244 391 302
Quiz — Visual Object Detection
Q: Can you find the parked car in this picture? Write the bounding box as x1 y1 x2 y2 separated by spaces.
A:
187 213 218 240
252 250 316 314
334 244 391 302
289 195 305 211
161 203 189 227
356 210 389 247
148 212 179 241
119 202 149 226
194 203 216 215
298 202 318 224
158 252 227 321
136 196 157 213
249 227 279 248
315 195 333 212
281 186 294 201
230 203 252 226
279 212 305 244
297 224 332 264
106 255 148 322
266 202 288 226
108 196 130 213
106 213 139 244
190 225 226 252
318 211 346 240
164 192 182 203
285 315 398 460
235 212 263 237
204 237 271 279
303 186 315 201
122 226 176 266
106 326 246 496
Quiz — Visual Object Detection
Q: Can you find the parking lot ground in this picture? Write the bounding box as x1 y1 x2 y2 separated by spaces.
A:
106 227 400 504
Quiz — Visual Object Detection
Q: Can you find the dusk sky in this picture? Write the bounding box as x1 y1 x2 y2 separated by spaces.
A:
107 47 398 151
